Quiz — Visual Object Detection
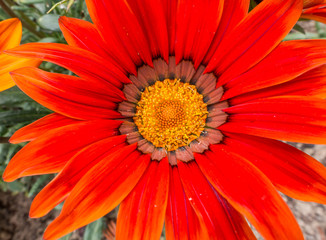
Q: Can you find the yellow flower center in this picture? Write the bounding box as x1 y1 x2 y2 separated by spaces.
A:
134 79 208 151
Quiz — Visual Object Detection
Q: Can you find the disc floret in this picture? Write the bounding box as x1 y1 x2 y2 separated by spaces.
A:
134 79 208 151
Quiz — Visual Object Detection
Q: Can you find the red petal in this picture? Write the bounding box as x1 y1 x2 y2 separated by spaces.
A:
116 158 169 240
10 113 80 143
303 0 326 8
85 0 153 67
43 146 150 240
126 0 169 62
30 135 127 218
5 43 130 88
3 120 121 181
175 0 224 68
230 65 326 104
11 67 122 120
222 40 326 100
165 166 208 240
224 133 326 204
221 120 326 144
178 161 256 240
203 0 250 64
195 145 304 240
57 16 138 75
163 0 177 55
302 4 326 24
222 96 326 144
206 0 302 80
226 96 326 119
0 18 21 50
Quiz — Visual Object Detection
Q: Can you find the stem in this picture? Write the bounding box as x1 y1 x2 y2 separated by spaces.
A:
0 137 10 144
0 0 16 18
0 0 45 38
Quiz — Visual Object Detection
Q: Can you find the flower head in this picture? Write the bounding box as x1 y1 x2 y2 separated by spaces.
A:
0 18 39 92
3 0 326 239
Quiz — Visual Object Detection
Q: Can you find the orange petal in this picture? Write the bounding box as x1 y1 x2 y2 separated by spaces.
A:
57 16 137 75
30 135 127 218
222 40 326 100
163 0 177 54
203 0 250 64
174 0 224 68
195 145 303 240
0 18 21 51
10 113 80 143
225 95 326 121
206 0 302 81
178 161 256 240
0 68 16 91
126 0 169 62
303 0 326 8
165 166 209 240
85 0 153 67
0 19 40 92
221 96 326 144
0 54 40 92
43 146 150 240
3 120 121 181
5 43 130 89
11 67 123 120
224 133 326 204
230 65 326 104
116 158 169 240
302 4 326 23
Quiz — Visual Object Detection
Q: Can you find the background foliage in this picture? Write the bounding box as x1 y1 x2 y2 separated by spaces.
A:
0 0 105 239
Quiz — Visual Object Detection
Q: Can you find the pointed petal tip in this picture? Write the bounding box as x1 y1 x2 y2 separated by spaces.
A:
0 18 21 32
58 15 66 22
4 18 21 26
29 208 40 219
9 133 23 144
29 199 55 218
2 169 17 183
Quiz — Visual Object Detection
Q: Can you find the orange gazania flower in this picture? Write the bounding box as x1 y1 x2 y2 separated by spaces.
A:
0 18 40 92
3 0 326 239
301 0 326 23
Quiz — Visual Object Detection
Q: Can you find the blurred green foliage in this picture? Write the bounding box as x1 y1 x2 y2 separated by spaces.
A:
0 1 106 239
0 0 89 193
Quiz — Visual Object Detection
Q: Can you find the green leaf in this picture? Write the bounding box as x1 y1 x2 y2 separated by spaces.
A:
28 175 50 197
249 0 258 11
38 14 61 31
84 218 104 240
54 201 64 211
0 110 49 125
293 24 306 35
284 32 319 41
7 181 25 192
38 37 59 43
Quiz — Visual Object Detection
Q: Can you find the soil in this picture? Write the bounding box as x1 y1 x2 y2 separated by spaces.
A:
0 190 116 240
0 191 58 240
